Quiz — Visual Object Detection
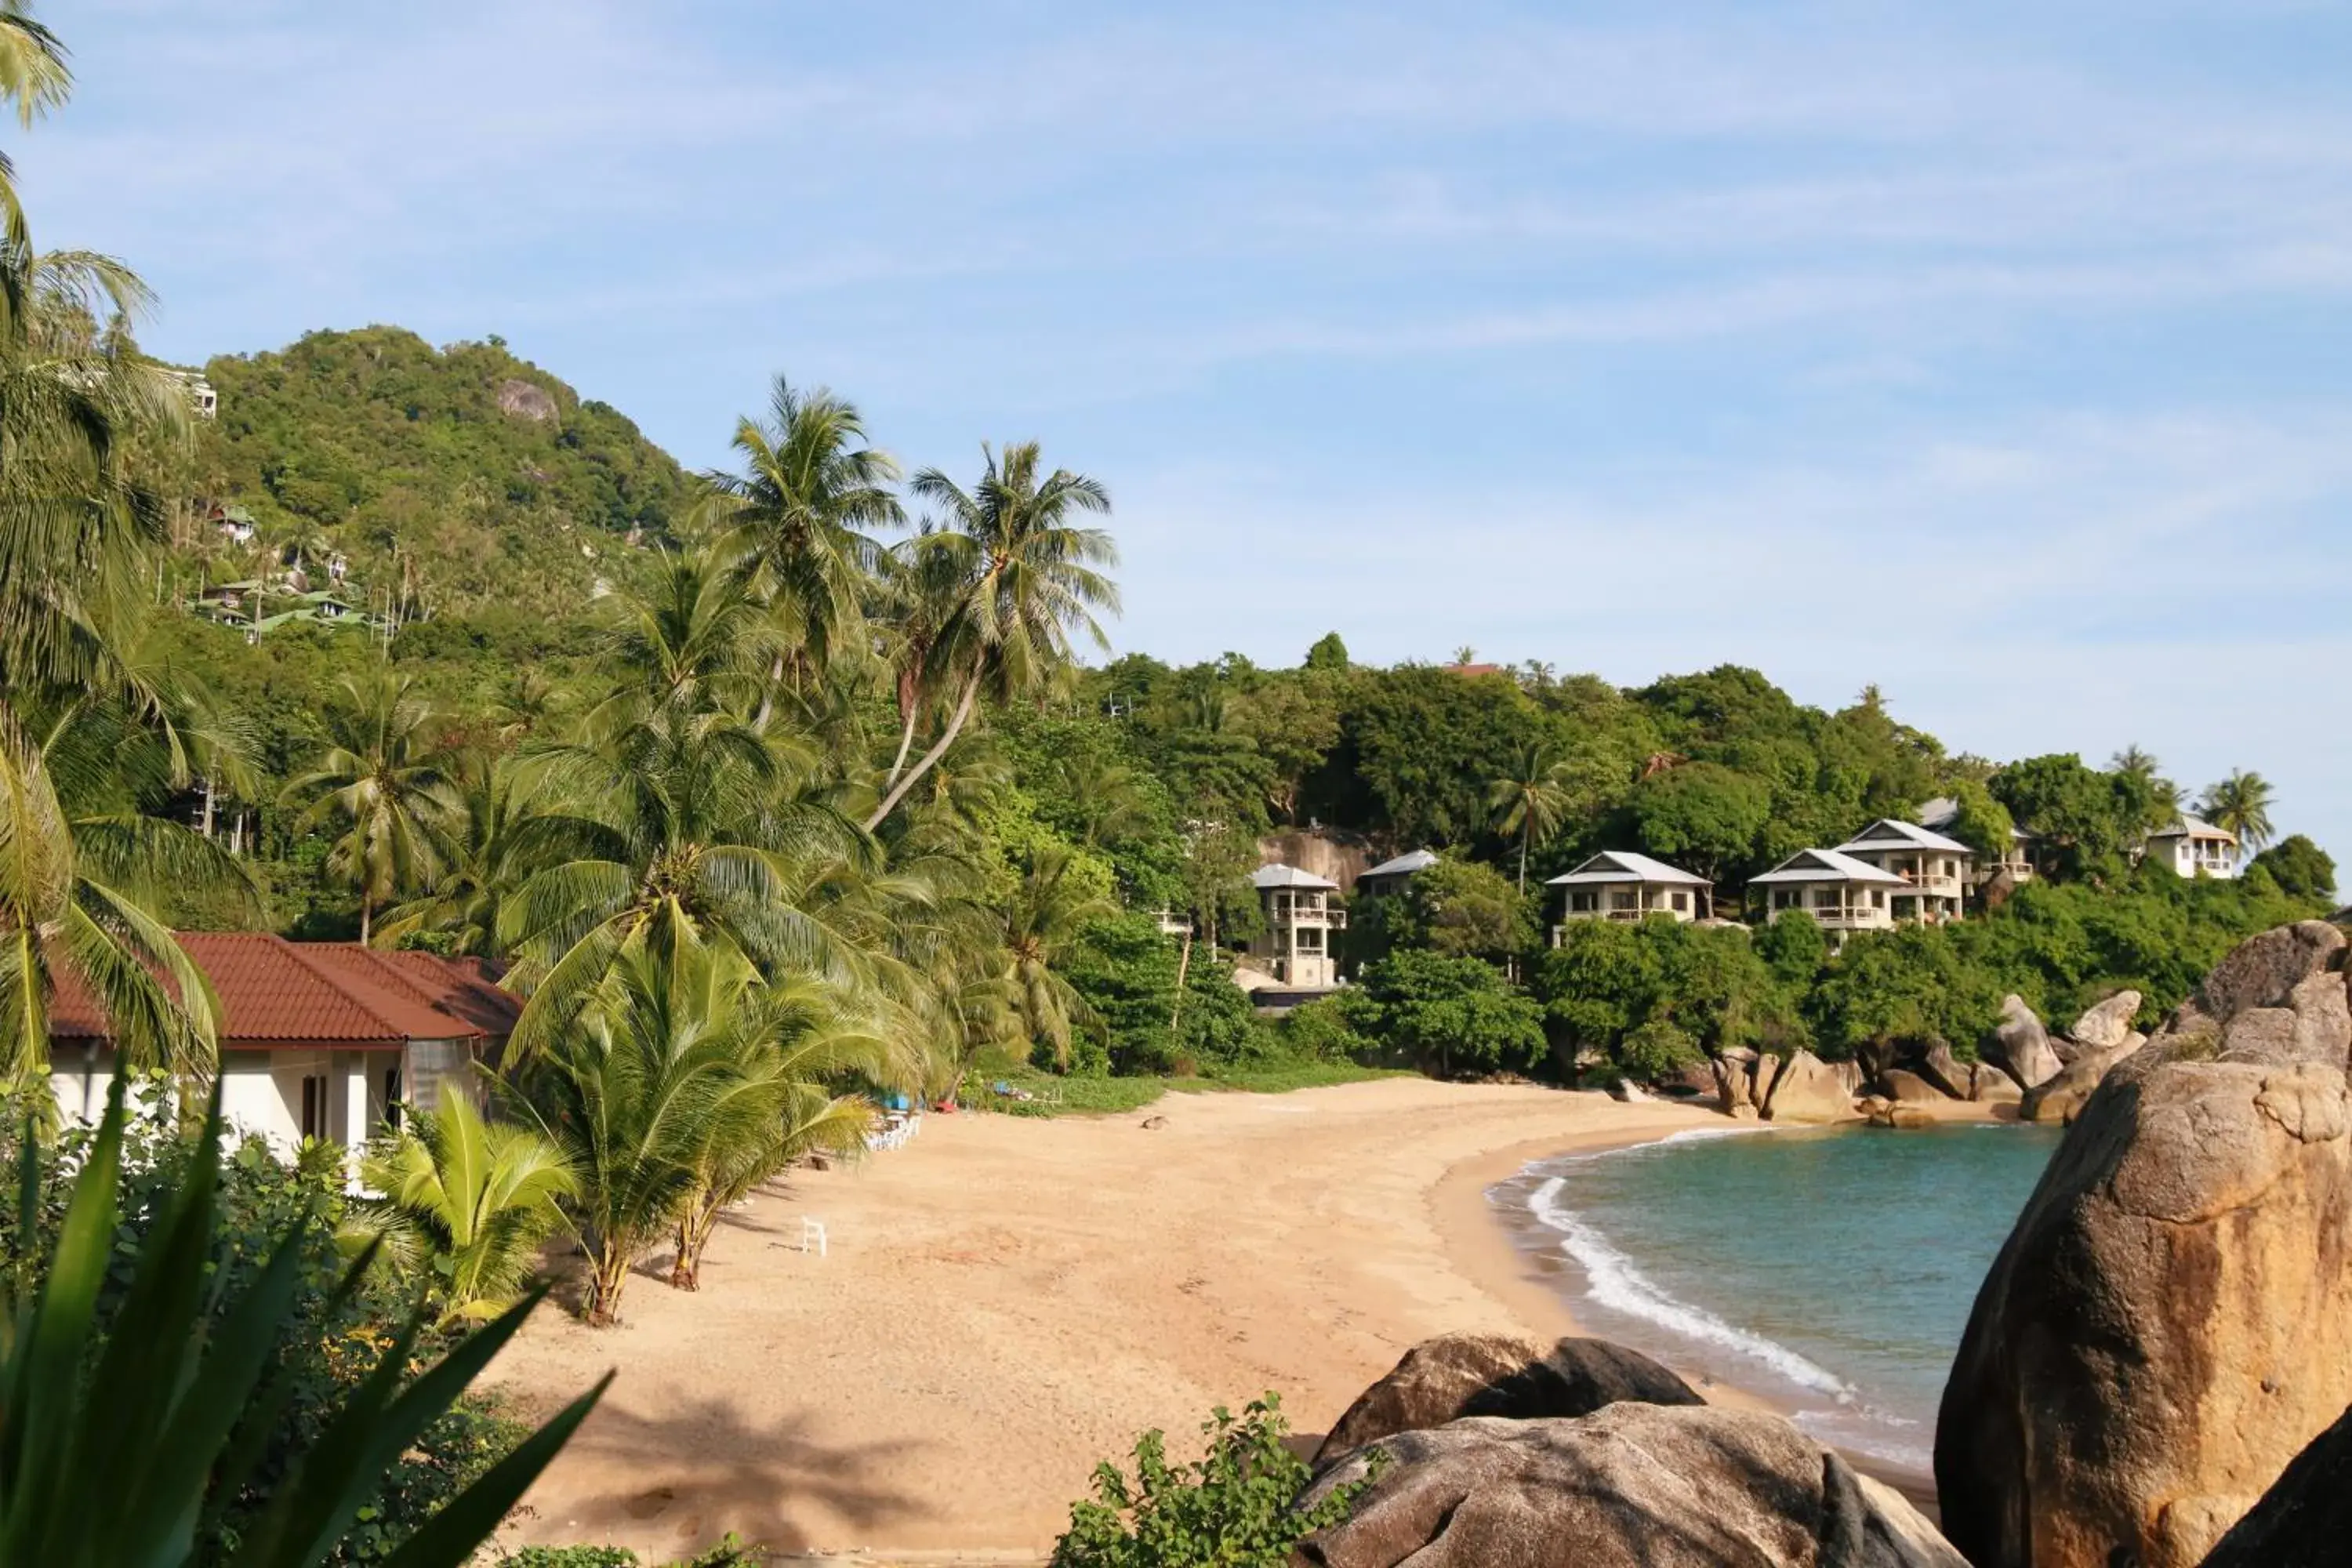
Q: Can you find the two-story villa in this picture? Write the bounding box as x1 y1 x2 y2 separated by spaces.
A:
1546 851 1712 943
1751 848 1909 936
1834 818 1973 924
1245 863 1347 990
2144 815 2239 878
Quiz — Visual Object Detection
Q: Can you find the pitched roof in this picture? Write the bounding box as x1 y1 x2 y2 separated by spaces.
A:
1547 851 1711 887
2149 814 2237 843
1251 862 1338 891
1359 849 1440 880
1749 848 1910 885
1837 818 1973 855
1917 797 2032 844
47 934 514 1049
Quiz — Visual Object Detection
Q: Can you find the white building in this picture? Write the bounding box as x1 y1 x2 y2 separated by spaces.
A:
1917 797 2034 885
1547 851 1711 942
2144 815 2240 878
1245 863 1346 990
49 935 515 1160
1355 848 1439 900
1834 818 1974 924
1751 848 1909 936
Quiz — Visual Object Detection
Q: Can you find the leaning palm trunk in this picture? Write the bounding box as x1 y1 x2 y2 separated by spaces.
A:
669 1088 875 1290
864 671 978 831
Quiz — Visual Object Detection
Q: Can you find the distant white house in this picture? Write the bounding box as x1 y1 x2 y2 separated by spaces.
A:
2144 815 2239 878
1244 863 1345 990
1918 797 2034 886
1834 818 1973 924
1547 851 1711 942
1355 848 1439 899
1751 848 1908 935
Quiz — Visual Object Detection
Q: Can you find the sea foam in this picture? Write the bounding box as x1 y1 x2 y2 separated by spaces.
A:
1525 1170 1859 1403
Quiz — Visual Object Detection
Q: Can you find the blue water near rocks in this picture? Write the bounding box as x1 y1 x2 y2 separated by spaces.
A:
1488 1122 2063 1470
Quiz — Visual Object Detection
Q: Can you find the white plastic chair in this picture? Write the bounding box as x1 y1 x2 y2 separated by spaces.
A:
800 1217 828 1258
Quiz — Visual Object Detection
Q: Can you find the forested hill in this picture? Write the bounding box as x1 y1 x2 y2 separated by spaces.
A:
194 326 694 612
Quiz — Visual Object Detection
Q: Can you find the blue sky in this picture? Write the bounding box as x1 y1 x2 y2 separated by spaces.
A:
31 1 2352 860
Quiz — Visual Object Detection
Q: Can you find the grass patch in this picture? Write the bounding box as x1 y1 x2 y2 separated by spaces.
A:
957 1054 1406 1118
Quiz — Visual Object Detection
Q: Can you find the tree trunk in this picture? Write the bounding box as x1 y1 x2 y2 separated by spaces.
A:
1170 927 1194 1033
863 672 979 833
1518 823 1530 891
359 896 372 946
753 654 785 731
201 775 216 840
670 1199 720 1290
585 1244 630 1327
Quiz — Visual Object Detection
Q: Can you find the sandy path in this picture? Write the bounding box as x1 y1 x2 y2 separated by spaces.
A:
484 1078 1726 1559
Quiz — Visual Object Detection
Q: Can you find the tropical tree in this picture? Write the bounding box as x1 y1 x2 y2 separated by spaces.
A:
866 442 1120 831
1488 743 1574 891
348 1092 579 1327
699 376 901 710
0 1 68 228
996 847 1117 1068
2201 769 2277 854
376 752 601 958
1054 752 1154 849
282 671 463 943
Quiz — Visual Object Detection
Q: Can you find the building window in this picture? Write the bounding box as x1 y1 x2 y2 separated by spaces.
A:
1571 891 1596 912
383 1065 403 1132
1813 888 1842 909
1610 890 1637 911
1671 891 1689 912
1295 927 1323 953
300 1074 327 1138
1871 890 1886 909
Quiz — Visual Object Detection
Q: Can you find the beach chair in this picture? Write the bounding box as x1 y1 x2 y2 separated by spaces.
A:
800 1217 828 1258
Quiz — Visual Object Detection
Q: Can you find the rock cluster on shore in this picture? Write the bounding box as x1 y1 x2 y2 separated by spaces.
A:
1288 920 2352 1568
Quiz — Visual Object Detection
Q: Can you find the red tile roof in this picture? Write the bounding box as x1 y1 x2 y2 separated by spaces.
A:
46 934 517 1051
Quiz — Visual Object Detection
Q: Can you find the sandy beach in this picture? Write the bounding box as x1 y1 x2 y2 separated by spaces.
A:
484 1079 1897 1560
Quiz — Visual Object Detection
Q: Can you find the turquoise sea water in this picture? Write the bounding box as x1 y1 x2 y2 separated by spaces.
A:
1488 1122 2063 1468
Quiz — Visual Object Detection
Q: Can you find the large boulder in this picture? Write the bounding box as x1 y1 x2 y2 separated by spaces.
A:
2019 1033 2146 1124
1991 995 2062 1088
1880 1069 1950 1105
1714 1048 1759 1117
1754 1051 1788 1108
1970 1062 2024 1105
2198 920 2347 1022
1764 1050 1859 1124
2198 1403 2352 1568
1918 1041 1972 1100
2069 989 2145 1050
1935 1054 2352 1568
1295 1404 1967 1566
1313 1334 1701 1466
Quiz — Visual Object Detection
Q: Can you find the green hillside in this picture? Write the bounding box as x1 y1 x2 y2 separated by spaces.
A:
192 326 695 614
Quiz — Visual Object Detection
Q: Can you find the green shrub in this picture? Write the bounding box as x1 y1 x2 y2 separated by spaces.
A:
1051 1396 1368 1568
501 1537 756 1566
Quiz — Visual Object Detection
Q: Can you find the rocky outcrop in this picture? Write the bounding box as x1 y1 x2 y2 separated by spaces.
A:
1918 1042 1971 1100
1765 1050 1859 1124
1879 1069 1947 1105
1713 1047 1759 1117
1969 1062 2023 1105
2198 1403 2352 1568
2069 989 2144 1050
1313 1334 1703 1467
1297 1404 1967 1566
2018 1033 2147 1123
495 376 560 422
1935 1049 2352 1568
2198 920 2347 1024
1991 995 2062 1088
1755 1051 1788 1109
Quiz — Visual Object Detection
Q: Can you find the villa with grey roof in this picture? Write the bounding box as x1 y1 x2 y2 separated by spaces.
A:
2143 815 2240 878
1546 851 1713 942
1751 848 1910 937
1833 818 1974 924
1244 862 1346 991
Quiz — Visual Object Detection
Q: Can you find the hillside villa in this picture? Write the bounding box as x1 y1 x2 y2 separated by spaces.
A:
1833 818 1973 924
1354 848 1438 899
1751 848 1908 936
1546 851 1713 942
2144 815 2240 878
1243 863 1345 991
47 934 517 1162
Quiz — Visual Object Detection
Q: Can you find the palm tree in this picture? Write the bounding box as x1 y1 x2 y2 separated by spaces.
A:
699 377 902 703
1490 744 1576 891
0 2 69 229
2110 744 2182 827
348 1092 579 1328
1054 753 1153 848
517 946 779 1326
376 752 603 958
2201 770 2277 854
866 443 1119 831
282 671 463 943
996 847 1114 1068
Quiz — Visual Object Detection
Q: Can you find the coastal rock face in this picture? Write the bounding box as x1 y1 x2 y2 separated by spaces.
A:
2018 1033 2147 1124
1935 1051 2352 1568
1992 996 2062 1088
1765 1050 1858 1124
1969 1062 2023 1105
1918 1042 1972 1100
1313 1334 1702 1466
2198 1403 2352 1568
2198 920 2347 1025
1296 1404 1967 1567
1713 1048 1759 1117
1880 1069 1947 1105
2069 989 2144 1051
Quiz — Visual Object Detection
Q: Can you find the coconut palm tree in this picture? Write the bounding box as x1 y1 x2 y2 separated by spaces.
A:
866 443 1119 831
2201 770 2277 854
516 946 778 1326
282 671 463 944
348 1092 579 1327
699 377 902 704
1489 744 1576 891
0 1 69 233
1054 753 1154 849
2110 743 2181 828
996 847 1115 1068
376 753 603 958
